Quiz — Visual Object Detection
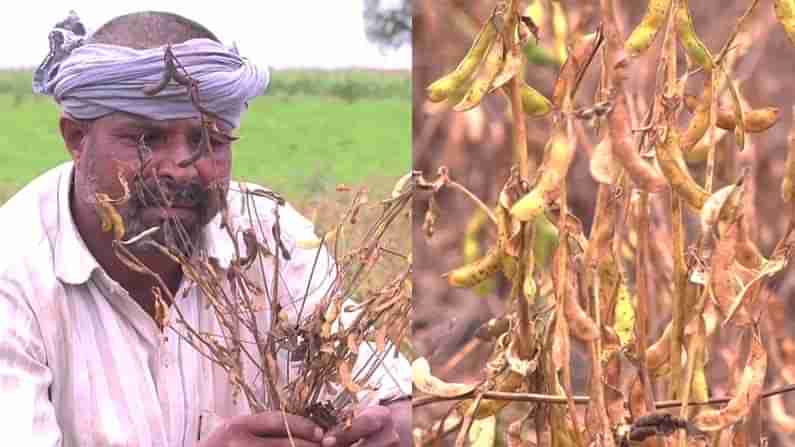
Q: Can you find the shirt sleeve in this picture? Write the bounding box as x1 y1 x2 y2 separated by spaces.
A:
0 278 61 446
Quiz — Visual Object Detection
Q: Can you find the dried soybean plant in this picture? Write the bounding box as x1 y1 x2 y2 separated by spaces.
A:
95 47 415 430
413 0 795 445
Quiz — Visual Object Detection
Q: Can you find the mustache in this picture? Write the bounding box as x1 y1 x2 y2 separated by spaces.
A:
130 177 209 210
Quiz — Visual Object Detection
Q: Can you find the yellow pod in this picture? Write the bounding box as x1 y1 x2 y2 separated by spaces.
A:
683 94 737 130
454 34 506 112
684 127 728 164
625 0 672 56
657 129 709 210
521 83 552 117
775 0 795 47
511 130 573 221
463 210 488 262
525 0 545 25
426 22 498 102
551 1 568 64
716 109 737 131
675 0 713 72
95 194 126 241
500 254 519 280
711 107 779 133
744 107 780 133
680 77 712 151
445 245 502 288
502 81 552 118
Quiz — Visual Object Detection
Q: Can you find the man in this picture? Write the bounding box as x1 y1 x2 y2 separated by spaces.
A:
0 11 410 447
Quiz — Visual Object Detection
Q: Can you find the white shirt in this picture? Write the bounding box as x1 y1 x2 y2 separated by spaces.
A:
0 162 409 446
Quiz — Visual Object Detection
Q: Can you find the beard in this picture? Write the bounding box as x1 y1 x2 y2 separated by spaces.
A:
119 175 218 258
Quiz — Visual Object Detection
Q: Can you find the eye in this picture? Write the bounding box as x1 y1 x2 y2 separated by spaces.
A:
194 131 234 153
188 132 203 148
127 132 163 149
209 130 237 147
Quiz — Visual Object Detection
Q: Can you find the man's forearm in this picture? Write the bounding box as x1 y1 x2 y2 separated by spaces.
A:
386 399 411 447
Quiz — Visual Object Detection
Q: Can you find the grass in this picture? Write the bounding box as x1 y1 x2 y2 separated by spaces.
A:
236 94 409 197
0 68 410 204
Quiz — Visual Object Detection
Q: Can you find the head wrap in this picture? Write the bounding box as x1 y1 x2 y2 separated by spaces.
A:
34 12 269 128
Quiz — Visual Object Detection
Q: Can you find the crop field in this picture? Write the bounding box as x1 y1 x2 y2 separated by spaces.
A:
413 1 795 446
0 68 410 205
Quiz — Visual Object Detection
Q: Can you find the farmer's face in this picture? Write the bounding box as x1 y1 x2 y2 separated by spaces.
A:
69 112 233 254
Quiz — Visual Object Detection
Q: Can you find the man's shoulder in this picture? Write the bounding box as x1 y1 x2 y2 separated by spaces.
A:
225 181 317 242
0 164 67 279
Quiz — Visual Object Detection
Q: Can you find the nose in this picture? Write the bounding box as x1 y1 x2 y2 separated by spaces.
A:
155 135 202 185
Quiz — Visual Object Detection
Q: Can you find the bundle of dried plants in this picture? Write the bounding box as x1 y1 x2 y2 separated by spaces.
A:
97 46 414 431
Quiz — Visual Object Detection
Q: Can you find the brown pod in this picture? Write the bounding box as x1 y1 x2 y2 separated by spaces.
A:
680 77 712 151
743 107 780 133
657 129 709 210
608 93 666 192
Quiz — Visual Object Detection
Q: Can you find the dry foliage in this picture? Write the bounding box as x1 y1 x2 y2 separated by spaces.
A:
413 0 795 446
99 48 414 431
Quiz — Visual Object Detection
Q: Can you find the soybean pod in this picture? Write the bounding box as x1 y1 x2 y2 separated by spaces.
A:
608 90 666 192
684 94 780 133
511 129 574 221
675 0 713 72
95 193 126 241
445 245 503 288
426 21 498 103
783 107 795 202
454 34 506 111
775 0 795 47
625 0 672 56
657 129 709 210
680 77 712 151
502 81 552 118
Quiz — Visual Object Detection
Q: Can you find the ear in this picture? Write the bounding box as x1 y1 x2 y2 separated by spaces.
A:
59 115 90 161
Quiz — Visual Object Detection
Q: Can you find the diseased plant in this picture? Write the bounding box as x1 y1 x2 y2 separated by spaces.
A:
413 0 795 445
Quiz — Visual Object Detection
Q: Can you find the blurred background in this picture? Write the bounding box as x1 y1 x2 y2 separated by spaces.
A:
0 1 411 221
413 1 795 445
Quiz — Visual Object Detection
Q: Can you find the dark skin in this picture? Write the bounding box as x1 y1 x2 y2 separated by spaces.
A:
59 112 410 447
61 112 232 313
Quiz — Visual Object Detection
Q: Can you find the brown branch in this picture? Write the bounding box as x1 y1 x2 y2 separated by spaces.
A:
446 180 497 224
504 0 534 364
412 383 795 410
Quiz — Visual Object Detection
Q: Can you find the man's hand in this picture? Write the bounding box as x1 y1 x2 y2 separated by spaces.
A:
198 412 324 447
321 404 407 447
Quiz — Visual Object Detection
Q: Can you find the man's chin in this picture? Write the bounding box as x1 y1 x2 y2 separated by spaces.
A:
140 207 201 228
122 214 203 258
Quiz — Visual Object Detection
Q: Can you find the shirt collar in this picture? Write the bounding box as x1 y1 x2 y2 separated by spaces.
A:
200 211 236 270
53 162 101 285
200 185 280 271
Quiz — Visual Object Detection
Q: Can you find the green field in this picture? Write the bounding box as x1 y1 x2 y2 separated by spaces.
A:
0 69 410 204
